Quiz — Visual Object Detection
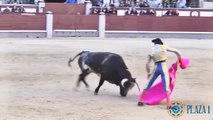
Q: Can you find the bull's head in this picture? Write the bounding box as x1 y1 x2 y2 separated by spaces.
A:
120 78 136 97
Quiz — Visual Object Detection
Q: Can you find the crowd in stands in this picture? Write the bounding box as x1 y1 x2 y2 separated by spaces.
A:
90 0 185 16
92 0 150 8
162 0 186 8
93 7 181 16
125 7 155 15
2 6 26 13
63 0 186 9
93 7 117 14
3 0 36 4
93 7 156 16
91 0 184 16
90 0 186 8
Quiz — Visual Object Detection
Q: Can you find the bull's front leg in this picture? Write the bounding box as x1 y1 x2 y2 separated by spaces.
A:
94 78 105 95
119 85 128 97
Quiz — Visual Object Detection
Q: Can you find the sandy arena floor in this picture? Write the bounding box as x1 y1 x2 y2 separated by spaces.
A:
0 37 213 120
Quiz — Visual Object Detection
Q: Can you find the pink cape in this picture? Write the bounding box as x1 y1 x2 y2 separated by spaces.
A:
141 58 190 105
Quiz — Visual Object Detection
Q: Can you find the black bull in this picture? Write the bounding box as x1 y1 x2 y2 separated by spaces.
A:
68 51 140 97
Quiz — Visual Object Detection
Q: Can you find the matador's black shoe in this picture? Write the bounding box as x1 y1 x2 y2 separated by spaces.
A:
137 102 144 106
167 105 171 110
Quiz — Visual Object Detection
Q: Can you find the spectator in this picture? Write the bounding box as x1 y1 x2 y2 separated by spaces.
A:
164 9 179 16
3 6 11 12
170 0 177 7
113 0 120 7
172 9 179 15
131 7 139 15
120 0 131 7
77 0 85 3
93 8 102 14
112 8 117 14
164 9 173 16
119 0 125 7
92 0 102 6
126 7 132 15
145 9 155 15
162 0 169 8
177 0 186 8
104 7 113 14
105 7 117 14
130 0 137 7
64 0 76 4
139 1 149 7
18 6 26 13
126 7 138 15
139 10 146 15
102 0 110 7
12 6 19 12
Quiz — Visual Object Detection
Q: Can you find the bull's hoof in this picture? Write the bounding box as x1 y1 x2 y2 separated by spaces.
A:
86 87 90 91
120 92 127 97
120 94 127 97
137 102 144 106
94 92 98 95
73 87 79 91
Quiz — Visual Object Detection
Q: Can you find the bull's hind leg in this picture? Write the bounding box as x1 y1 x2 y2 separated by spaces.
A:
76 56 91 89
94 78 105 95
76 69 90 88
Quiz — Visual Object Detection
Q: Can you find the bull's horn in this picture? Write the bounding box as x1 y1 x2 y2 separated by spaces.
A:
121 79 128 87
135 81 141 92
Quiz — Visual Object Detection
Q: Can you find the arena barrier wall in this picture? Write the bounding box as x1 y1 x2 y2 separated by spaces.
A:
53 15 98 37
0 13 46 37
1 3 213 38
0 13 45 30
106 15 213 32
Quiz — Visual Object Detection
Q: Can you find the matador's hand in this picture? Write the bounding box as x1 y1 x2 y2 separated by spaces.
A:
147 73 151 79
178 57 182 66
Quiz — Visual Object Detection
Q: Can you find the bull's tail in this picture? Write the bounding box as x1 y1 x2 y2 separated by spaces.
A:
68 51 88 67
